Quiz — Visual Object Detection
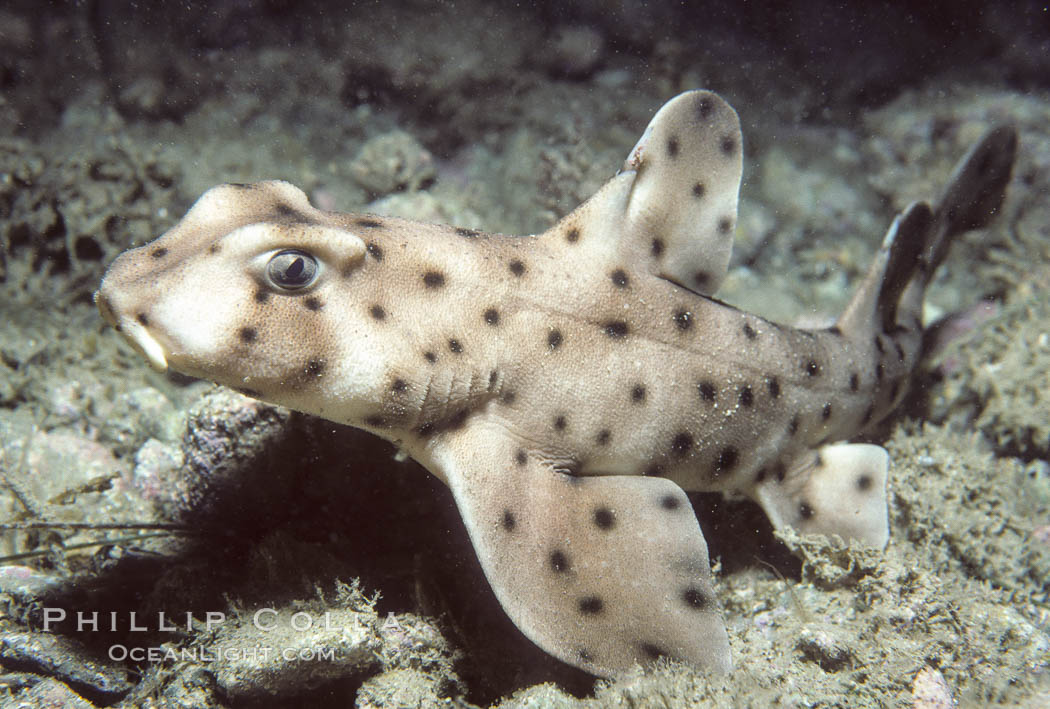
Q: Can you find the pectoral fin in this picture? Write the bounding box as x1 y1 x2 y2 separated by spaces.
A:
428 422 731 677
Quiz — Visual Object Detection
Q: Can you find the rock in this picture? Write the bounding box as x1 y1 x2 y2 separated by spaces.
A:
350 130 435 196
0 630 132 703
208 607 378 700
7 676 100 708
541 25 605 78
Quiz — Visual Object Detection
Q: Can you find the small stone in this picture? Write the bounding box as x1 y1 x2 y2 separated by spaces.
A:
911 666 955 709
796 627 854 672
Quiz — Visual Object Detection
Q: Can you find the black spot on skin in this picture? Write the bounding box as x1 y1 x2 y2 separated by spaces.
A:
238 326 257 343
673 310 693 331
660 495 681 511
774 462 787 483
698 381 717 402
593 507 615 530
549 550 570 573
876 362 885 382
364 415 386 427
696 95 714 119
208 243 221 255
862 405 875 425
895 341 906 362
547 329 563 350
254 290 270 304
305 359 325 377
603 321 629 339
424 351 437 364
805 360 821 377
515 449 527 466
671 432 694 456
644 464 664 477
578 596 604 615
814 454 824 468
799 502 815 520
822 403 833 420
304 297 322 311
789 415 800 436
489 370 498 388
639 643 667 661
578 649 594 664
720 135 736 155
501 510 516 531
874 336 885 354
850 372 860 392
509 259 526 276
501 390 516 405
566 227 580 243
739 385 754 407
611 269 629 287
484 308 500 326
136 313 149 326
356 218 384 229
694 271 711 289
366 242 383 261
667 136 680 158
743 323 757 340
554 415 567 431
391 378 408 393
717 217 733 234
692 182 705 198
755 467 768 484
631 384 646 403
416 422 435 437
150 247 168 259
456 227 480 238
682 587 710 611
716 446 739 472
423 271 445 288
273 203 298 218
767 376 781 399
596 430 611 446
369 304 385 320
650 238 665 257
448 339 463 354
857 474 873 491
890 379 901 401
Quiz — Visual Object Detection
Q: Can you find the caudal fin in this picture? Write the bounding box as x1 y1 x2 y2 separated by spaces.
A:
838 126 1017 337
925 125 1017 278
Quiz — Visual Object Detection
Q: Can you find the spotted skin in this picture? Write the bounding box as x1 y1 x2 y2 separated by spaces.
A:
95 91 1017 678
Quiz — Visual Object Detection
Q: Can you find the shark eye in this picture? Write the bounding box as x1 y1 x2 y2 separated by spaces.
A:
267 250 318 290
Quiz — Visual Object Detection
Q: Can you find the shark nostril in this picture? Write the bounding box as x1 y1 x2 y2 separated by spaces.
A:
95 290 118 327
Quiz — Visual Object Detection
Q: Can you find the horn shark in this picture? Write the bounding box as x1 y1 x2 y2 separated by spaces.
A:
95 90 1016 677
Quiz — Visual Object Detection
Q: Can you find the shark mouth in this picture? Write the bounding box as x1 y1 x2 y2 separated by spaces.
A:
94 290 169 372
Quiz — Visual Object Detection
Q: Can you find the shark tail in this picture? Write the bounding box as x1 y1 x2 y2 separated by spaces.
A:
837 125 1017 338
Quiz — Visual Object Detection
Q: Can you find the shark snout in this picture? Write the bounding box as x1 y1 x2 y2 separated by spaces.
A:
95 280 170 372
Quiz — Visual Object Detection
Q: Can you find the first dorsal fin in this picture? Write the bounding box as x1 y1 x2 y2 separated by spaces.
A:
621 91 744 295
549 91 744 296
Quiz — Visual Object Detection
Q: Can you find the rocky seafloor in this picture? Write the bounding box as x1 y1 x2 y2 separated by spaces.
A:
0 1 1048 707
